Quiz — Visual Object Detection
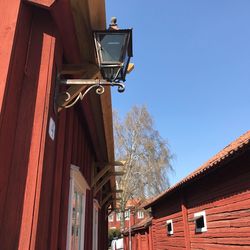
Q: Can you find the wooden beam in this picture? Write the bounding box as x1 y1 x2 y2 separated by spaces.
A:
110 171 125 176
95 161 124 167
94 172 112 196
24 0 56 8
60 63 99 77
101 193 113 207
91 164 112 188
94 171 125 196
101 189 123 207
91 161 124 188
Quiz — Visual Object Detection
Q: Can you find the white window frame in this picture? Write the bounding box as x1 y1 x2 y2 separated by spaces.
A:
137 210 144 219
125 210 130 220
166 219 174 235
92 199 100 250
108 213 114 222
66 165 90 250
116 212 121 221
194 210 207 233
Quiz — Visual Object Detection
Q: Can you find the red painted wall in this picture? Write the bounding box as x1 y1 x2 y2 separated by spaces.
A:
0 3 110 250
124 228 153 250
151 150 250 249
109 210 147 230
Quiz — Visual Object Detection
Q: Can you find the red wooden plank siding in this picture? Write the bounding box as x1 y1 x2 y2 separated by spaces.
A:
186 160 250 249
0 5 56 249
0 3 32 237
151 194 186 250
58 109 74 250
181 198 191 250
148 135 250 250
0 0 22 112
49 109 66 250
21 10 56 250
124 226 153 250
0 1 112 249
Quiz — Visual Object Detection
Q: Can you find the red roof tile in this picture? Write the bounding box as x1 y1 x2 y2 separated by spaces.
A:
123 217 152 234
145 130 250 209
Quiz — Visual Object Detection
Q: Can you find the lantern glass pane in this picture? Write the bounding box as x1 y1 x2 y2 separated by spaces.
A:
98 33 127 63
121 49 130 80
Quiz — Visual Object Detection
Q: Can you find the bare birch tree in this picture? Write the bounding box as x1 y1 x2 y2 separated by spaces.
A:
113 105 172 229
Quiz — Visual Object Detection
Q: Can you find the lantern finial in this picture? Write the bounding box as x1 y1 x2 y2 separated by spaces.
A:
109 17 118 30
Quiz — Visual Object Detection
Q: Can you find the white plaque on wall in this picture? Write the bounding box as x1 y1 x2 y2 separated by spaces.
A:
48 117 56 141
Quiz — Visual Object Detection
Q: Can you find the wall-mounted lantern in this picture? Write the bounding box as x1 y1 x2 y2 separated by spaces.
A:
94 28 132 86
56 18 133 110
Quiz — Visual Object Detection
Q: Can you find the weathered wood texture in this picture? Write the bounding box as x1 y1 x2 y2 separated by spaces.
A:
18 9 57 250
0 2 110 250
124 228 153 250
150 149 250 249
24 0 56 8
0 0 22 113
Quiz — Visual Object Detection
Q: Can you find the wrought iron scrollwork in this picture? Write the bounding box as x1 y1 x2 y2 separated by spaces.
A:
56 78 125 109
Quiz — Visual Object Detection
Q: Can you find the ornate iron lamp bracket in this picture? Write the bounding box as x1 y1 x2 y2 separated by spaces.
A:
56 75 125 110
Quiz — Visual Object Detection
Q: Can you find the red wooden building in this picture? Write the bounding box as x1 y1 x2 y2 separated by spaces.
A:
108 199 148 231
123 217 153 250
0 0 118 249
144 131 250 249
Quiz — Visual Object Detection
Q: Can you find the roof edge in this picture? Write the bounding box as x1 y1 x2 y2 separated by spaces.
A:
145 131 250 209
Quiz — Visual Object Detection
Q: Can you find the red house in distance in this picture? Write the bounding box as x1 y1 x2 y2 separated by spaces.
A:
108 199 148 231
144 131 250 250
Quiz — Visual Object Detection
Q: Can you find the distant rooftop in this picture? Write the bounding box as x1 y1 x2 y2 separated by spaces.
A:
145 130 250 209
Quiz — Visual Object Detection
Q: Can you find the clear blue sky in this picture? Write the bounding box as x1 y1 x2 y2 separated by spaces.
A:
106 0 250 185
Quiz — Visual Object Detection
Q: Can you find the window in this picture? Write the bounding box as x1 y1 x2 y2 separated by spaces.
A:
116 212 121 221
92 200 99 250
194 211 207 233
67 165 90 250
137 211 144 219
125 210 130 220
166 220 174 235
108 213 114 222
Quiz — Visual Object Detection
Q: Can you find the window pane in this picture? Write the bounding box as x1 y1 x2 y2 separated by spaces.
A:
125 210 130 220
167 223 172 232
116 212 121 221
98 34 127 63
137 211 144 219
71 190 83 250
196 217 205 229
108 214 114 222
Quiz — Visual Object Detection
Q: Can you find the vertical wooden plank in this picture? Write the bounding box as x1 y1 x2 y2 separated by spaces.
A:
0 3 32 233
84 189 93 250
148 226 153 250
138 233 141 250
71 109 79 164
49 110 66 249
18 10 56 249
0 5 46 250
33 31 57 249
58 109 74 250
0 0 21 111
181 199 191 250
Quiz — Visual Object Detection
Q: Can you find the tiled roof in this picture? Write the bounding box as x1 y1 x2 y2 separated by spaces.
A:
145 130 250 209
123 217 152 234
